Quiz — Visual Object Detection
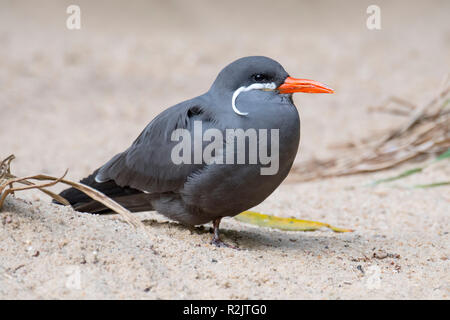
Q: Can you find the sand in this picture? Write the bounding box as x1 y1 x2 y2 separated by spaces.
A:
0 0 449 299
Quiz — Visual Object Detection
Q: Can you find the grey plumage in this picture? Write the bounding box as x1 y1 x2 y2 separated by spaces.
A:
58 56 301 235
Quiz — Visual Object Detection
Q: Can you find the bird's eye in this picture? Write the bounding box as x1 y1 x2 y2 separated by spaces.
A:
252 74 268 82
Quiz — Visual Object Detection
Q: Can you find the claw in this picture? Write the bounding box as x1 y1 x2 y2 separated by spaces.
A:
210 218 240 249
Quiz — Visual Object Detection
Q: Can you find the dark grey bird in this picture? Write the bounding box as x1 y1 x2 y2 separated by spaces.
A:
57 56 333 247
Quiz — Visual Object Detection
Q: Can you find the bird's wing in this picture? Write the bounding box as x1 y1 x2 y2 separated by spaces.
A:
95 98 213 193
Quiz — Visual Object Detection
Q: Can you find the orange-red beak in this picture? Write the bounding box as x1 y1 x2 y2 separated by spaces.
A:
277 77 334 94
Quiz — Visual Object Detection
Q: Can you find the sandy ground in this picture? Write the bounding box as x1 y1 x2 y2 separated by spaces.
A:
0 0 449 299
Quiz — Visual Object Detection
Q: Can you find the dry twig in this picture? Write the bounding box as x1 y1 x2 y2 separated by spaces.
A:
291 81 450 181
0 155 157 253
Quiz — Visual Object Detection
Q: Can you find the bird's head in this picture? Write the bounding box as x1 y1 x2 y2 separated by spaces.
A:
210 56 334 116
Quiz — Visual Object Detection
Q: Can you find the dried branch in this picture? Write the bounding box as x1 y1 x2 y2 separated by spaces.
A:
291 81 450 182
0 171 68 209
0 155 157 253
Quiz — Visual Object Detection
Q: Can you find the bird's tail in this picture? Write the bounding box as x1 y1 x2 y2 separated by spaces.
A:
54 169 153 214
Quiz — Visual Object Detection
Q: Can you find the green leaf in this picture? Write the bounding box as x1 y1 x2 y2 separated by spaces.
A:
371 167 423 185
434 149 450 162
235 211 353 233
370 149 450 186
412 181 450 188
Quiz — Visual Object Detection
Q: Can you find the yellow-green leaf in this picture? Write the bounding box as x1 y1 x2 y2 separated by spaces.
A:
235 211 353 233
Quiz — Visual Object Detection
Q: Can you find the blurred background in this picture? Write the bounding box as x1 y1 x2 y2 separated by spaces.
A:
1 0 449 182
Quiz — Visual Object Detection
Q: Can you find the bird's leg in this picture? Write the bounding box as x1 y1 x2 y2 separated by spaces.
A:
210 218 238 249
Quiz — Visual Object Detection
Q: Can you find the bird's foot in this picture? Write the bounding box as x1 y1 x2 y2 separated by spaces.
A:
210 217 240 249
210 237 239 250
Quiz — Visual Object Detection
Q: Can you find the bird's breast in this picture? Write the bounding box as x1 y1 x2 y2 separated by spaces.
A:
182 93 300 217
